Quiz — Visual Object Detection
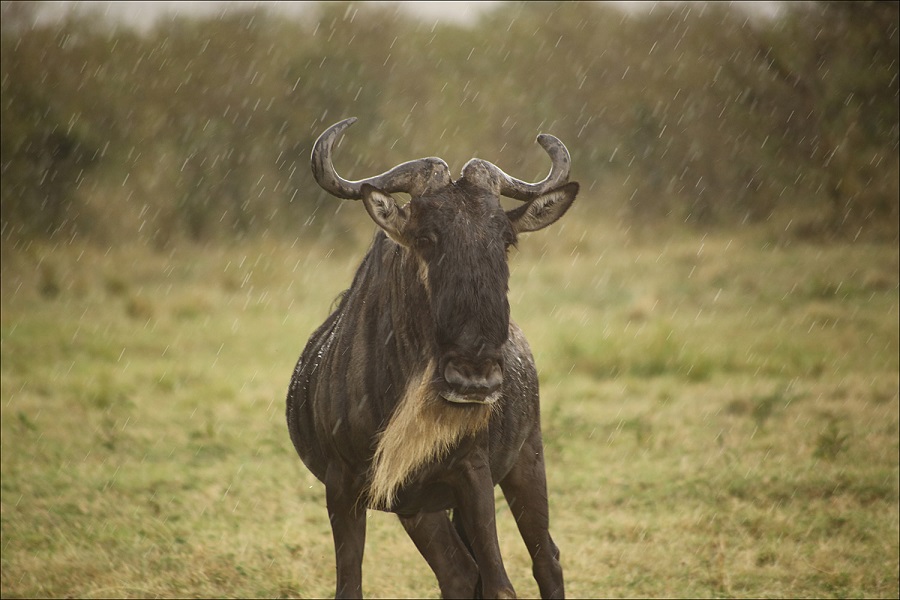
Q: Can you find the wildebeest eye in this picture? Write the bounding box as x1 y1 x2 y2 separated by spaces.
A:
415 233 437 251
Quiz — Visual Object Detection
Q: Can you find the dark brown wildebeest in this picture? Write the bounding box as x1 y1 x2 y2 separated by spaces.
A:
286 117 579 599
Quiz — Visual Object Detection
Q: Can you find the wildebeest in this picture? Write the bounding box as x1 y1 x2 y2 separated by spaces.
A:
286 117 579 598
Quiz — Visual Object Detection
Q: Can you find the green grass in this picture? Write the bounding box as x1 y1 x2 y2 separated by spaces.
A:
2 211 898 598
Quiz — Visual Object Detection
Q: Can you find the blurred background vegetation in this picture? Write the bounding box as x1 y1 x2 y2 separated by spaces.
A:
1 0 898 247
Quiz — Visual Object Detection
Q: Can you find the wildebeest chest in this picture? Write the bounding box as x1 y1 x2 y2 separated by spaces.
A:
285 117 578 598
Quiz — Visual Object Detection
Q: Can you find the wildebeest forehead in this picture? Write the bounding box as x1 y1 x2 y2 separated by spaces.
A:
411 188 512 243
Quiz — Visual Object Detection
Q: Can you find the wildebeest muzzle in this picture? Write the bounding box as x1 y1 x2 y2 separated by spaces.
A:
438 351 504 405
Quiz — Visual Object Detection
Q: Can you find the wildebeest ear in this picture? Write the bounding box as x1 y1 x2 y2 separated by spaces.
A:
361 184 410 243
507 181 579 234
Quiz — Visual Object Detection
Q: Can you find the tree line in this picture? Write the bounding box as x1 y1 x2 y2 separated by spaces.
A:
1 1 897 246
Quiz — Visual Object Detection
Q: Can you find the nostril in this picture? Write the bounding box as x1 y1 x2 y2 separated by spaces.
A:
443 361 469 389
478 361 502 393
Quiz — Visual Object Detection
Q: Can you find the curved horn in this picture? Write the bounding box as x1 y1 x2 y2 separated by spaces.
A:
311 117 450 199
461 133 571 201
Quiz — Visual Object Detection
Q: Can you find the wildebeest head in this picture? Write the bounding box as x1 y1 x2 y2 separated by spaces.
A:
311 118 579 405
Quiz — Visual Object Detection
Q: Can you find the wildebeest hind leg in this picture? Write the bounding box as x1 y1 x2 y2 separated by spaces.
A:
399 511 479 598
499 429 564 599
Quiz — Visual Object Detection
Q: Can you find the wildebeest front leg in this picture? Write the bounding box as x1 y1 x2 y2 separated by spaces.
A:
399 511 479 598
456 451 516 599
325 463 367 598
499 429 563 599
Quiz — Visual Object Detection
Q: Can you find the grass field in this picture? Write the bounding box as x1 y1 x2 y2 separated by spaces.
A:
1 204 898 598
